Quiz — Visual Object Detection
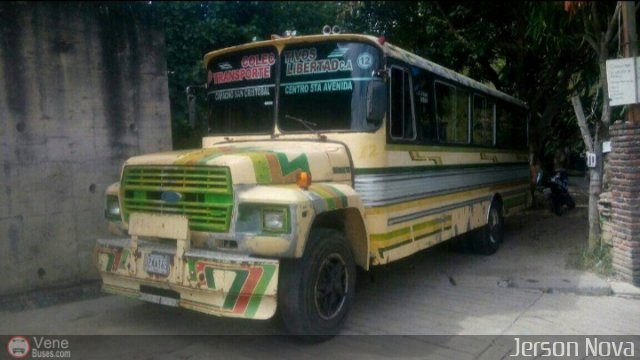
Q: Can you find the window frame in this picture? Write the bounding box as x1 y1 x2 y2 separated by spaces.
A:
471 94 496 146
206 45 280 136
411 70 437 144
389 65 417 141
434 80 471 145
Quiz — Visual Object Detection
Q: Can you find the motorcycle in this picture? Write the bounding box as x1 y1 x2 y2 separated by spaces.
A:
535 170 576 216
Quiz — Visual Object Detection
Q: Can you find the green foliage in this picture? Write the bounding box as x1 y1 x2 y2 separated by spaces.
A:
344 2 501 82
151 1 346 149
106 1 618 161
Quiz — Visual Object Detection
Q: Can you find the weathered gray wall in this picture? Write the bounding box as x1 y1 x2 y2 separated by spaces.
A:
0 3 172 295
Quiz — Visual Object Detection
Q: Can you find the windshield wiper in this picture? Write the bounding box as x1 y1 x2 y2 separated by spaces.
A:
285 114 318 132
284 114 326 141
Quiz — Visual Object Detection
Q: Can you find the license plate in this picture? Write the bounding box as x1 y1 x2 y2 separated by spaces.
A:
139 293 178 307
144 253 171 276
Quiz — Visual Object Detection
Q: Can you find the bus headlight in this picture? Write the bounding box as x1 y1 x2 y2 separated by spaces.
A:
262 208 288 233
104 195 121 220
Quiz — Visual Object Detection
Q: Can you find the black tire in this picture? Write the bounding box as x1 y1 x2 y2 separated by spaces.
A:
471 200 504 255
565 194 576 210
278 228 356 340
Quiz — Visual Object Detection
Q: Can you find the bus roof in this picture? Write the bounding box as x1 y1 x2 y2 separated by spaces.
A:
203 33 527 109
382 42 528 108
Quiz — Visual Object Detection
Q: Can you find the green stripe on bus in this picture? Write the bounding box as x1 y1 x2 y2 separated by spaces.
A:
332 166 351 174
223 270 248 310
378 238 413 255
275 153 310 176
370 226 411 242
119 250 129 270
244 264 276 318
205 267 216 289
325 184 349 208
248 153 272 184
354 162 528 175
414 228 443 241
385 144 528 154
188 260 196 282
325 197 337 210
380 227 448 254
105 253 114 272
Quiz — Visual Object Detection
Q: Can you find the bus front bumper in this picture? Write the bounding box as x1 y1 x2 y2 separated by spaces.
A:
95 238 279 320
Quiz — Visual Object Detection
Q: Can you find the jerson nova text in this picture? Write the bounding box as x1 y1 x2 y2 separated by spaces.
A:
510 337 635 357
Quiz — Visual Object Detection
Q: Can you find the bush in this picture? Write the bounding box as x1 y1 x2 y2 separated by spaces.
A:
569 243 614 276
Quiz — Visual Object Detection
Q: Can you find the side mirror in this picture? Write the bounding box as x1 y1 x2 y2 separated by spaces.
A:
186 84 206 129
366 79 388 123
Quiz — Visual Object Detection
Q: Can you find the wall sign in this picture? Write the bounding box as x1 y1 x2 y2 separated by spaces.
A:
606 57 638 106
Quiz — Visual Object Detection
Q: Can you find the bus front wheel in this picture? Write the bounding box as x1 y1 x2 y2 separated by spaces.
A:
471 200 504 255
278 228 356 340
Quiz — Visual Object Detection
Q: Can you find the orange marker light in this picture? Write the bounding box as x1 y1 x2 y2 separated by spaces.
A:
296 171 312 190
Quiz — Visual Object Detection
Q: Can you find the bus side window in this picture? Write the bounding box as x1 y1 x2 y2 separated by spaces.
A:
413 72 435 142
496 103 526 149
496 104 508 148
472 95 494 146
435 82 469 144
390 67 415 140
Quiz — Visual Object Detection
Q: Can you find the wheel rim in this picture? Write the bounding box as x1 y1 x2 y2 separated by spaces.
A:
488 207 500 244
314 253 348 320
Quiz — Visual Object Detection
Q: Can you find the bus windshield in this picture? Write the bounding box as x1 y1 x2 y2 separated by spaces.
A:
278 41 381 132
207 46 277 135
207 41 382 135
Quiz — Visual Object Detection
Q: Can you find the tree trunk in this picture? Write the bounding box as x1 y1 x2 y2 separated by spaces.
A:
571 96 601 249
588 145 602 250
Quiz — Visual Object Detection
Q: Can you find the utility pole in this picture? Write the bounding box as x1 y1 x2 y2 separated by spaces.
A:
622 1 640 123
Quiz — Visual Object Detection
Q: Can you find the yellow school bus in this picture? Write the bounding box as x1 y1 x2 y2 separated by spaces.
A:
95 30 530 337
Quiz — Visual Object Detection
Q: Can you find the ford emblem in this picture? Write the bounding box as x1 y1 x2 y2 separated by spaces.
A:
161 191 183 203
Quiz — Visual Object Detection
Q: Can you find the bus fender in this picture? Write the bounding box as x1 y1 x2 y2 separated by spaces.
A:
299 183 369 270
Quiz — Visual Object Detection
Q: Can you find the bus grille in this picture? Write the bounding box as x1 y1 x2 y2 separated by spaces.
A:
121 166 233 232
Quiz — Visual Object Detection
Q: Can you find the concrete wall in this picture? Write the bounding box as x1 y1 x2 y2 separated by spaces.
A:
0 3 172 295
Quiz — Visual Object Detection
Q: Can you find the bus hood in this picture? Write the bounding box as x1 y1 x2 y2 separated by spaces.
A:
124 141 352 185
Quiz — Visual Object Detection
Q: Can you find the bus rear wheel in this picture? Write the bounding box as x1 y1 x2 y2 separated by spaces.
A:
471 200 504 255
278 228 356 340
